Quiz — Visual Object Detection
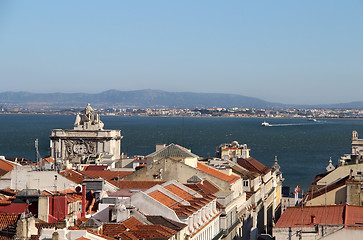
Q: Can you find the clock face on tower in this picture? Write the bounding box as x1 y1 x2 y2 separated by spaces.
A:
73 143 88 154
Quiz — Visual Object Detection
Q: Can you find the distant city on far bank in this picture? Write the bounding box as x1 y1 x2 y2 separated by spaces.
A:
2 89 363 116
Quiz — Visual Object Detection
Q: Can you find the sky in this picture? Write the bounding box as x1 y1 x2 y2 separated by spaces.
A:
0 1 362 105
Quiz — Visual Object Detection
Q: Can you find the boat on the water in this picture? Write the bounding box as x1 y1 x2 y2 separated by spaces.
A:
261 121 270 126
308 118 317 122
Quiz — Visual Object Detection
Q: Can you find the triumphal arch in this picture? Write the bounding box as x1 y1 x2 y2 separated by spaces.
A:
50 104 122 168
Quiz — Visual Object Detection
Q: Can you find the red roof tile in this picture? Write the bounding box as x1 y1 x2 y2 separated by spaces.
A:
148 191 179 209
75 237 91 240
345 205 363 229
274 205 345 228
185 180 219 196
0 203 27 214
79 170 133 182
121 217 144 230
0 213 19 231
0 159 19 177
237 157 271 175
196 162 240 184
66 194 82 203
164 184 193 200
59 169 85 184
102 224 127 237
117 231 138 240
113 181 165 190
82 165 108 171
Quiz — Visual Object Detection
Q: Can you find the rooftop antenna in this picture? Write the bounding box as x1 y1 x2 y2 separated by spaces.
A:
35 139 42 170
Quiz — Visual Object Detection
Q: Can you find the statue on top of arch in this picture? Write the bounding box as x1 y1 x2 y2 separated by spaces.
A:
74 103 104 130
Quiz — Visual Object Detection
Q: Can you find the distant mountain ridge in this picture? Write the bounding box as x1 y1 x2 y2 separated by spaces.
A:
0 89 279 109
0 89 363 109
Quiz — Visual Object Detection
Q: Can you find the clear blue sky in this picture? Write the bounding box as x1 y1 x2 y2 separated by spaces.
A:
0 1 362 105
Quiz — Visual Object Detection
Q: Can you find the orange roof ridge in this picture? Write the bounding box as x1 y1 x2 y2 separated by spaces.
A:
196 162 240 184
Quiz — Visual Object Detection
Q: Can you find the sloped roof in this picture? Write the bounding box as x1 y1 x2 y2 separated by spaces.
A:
305 175 350 202
122 217 144 230
0 159 20 177
82 165 108 171
0 203 27 214
345 205 363 229
275 205 363 229
147 182 217 217
164 184 194 200
60 169 86 184
237 157 271 175
146 216 187 231
80 170 133 183
0 213 19 239
274 205 345 228
196 162 240 184
148 190 179 209
111 181 165 190
117 231 139 240
120 224 176 240
102 223 127 237
146 143 199 159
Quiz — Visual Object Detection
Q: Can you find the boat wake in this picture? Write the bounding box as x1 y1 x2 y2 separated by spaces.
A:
267 122 323 127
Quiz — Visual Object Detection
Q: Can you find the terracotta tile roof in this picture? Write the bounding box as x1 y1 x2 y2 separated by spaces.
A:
122 225 176 240
0 189 18 197
102 223 127 237
0 213 19 238
42 157 54 163
79 170 133 182
134 224 177 235
345 205 363 229
196 162 240 184
112 180 165 190
59 169 86 184
117 231 139 240
66 194 82 203
82 165 108 171
0 203 27 214
164 184 193 200
274 205 345 228
185 180 219 196
148 190 179 209
75 237 91 240
0 159 19 177
237 157 271 175
121 217 144 230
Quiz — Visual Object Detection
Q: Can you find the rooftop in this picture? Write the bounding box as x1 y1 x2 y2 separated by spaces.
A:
275 205 363 229
237 157 272 175
146 143 199 159
196 162 240 184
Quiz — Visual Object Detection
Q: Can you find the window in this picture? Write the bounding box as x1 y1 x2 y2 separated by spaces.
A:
243 180 249 187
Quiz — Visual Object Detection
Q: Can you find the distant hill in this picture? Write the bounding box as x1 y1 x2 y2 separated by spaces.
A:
0 89 280 109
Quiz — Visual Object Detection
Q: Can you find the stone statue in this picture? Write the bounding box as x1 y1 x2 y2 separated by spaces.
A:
352 130 358 140
74 104 104 130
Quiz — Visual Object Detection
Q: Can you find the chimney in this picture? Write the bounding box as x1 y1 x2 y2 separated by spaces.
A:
311 215 316 224
156 144 166 152
81 184 86 218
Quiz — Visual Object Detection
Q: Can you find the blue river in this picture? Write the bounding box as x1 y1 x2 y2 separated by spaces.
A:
1 114 362 191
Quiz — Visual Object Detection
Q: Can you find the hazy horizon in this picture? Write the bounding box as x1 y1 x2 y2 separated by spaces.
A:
1 1 362 105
